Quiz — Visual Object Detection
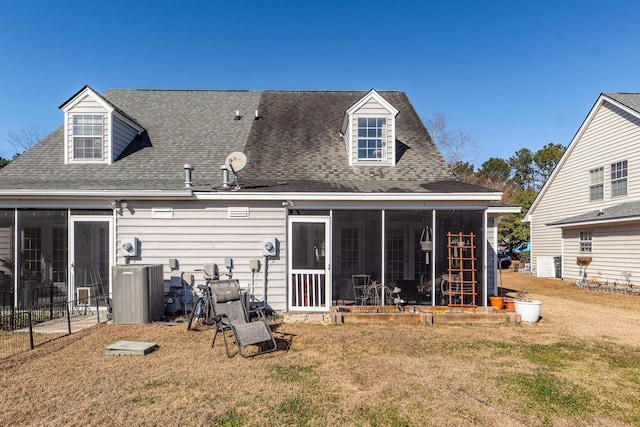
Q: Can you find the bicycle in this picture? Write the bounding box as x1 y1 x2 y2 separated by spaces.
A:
187 284 210 330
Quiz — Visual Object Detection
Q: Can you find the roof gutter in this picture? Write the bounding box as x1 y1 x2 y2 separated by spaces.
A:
0 189 504 203
0 189 194 200
548 215 640 228
194 191 504 202
487 206 521 215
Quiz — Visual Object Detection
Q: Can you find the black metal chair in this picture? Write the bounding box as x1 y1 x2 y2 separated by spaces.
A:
207 279 276 358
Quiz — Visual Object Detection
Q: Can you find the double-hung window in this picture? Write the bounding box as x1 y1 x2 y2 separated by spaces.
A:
610 160 628 197
357 118 386 161
73 115 103 160
589 167 604 201
579 231 592 253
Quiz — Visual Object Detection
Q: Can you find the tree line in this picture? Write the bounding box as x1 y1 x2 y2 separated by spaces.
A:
425 114 565 248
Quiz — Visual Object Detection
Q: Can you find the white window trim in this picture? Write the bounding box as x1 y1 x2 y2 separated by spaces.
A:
356 117 388 162
72 114 105 161
579 231 592 253
610 160 628 198
589 167 604 201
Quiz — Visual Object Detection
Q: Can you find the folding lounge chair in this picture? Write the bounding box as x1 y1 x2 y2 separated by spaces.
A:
207 279 277 358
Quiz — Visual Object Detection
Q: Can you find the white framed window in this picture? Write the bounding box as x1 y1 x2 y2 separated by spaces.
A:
357 118 386 161
589 167 604 201
610 160 628 197
579 231 592 253
73 115 103 159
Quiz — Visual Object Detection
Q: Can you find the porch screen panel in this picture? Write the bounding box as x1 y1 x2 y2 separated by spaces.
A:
292 222 325 270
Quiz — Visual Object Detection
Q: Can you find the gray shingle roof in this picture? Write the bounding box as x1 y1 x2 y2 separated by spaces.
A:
605 93 640 114
548 200 640 226
0 88 490 194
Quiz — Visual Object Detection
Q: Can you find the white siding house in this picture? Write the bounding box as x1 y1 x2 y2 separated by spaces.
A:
525 93 640 285
0 86 513 318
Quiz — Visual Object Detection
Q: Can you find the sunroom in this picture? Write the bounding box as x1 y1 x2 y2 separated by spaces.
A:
287 207 488 312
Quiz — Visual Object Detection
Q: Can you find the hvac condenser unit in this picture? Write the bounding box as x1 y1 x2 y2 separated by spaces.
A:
112 264 164 324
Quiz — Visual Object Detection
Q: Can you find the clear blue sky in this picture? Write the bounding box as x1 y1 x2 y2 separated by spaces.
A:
1 0 639 167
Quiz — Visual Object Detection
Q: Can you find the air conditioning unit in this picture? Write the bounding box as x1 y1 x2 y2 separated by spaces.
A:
112 264 164 324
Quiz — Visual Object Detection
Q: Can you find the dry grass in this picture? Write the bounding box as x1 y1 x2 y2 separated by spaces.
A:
1 271 639 426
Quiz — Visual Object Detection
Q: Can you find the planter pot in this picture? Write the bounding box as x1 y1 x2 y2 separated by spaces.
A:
504 298 515 311
489 296 503 309
514 299 542 323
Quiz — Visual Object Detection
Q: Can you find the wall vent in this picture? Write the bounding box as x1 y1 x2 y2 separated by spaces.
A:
228 207 249 218
152 208 174 219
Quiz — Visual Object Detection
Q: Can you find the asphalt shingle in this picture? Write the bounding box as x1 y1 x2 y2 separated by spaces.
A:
0 89 492 194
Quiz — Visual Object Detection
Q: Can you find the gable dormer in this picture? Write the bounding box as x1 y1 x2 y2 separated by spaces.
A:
341 89 399 166
59 86 144 165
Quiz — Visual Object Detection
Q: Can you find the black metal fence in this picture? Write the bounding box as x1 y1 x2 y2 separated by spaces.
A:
0 296 108 360
0 284 67 311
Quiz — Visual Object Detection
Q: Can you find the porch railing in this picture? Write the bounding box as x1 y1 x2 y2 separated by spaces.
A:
291 271 326 308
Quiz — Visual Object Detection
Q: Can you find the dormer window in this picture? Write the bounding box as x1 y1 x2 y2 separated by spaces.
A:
358 118 386 161
60 85 145 165
342 89 398 167
72 115 104 159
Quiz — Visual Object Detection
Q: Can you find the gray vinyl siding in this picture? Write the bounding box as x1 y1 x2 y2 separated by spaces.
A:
530 100 640 281
111 115 139 162
65 96 110 163
115 201 288 310
350 97 395 166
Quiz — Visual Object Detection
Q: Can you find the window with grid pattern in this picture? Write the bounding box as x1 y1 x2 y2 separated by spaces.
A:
72 115 103 159
579 231 592 253
386 227 404 281
610 160 628 197
589 167 604 201
357 118 386 161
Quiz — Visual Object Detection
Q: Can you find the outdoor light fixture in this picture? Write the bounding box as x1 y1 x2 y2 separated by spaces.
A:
110 200 129 212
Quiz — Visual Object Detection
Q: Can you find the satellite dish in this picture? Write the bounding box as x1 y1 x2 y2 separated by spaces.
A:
225 152 247 173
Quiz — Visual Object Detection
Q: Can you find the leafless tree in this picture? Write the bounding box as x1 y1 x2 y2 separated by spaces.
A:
5 125 44 155
423 113 477 171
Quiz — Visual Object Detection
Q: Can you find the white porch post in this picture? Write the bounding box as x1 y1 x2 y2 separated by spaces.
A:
483 209 488 307
381 209 386 305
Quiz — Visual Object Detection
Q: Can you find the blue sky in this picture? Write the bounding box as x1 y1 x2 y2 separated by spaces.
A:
1 0 639 167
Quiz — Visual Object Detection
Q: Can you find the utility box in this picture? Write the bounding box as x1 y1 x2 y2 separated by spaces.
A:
112 264 164 324
262 237 278 257
554 257 562 279
120 237 140 257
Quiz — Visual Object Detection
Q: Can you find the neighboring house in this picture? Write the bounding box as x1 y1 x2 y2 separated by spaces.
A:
525 92 640 285
0 86 515 317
